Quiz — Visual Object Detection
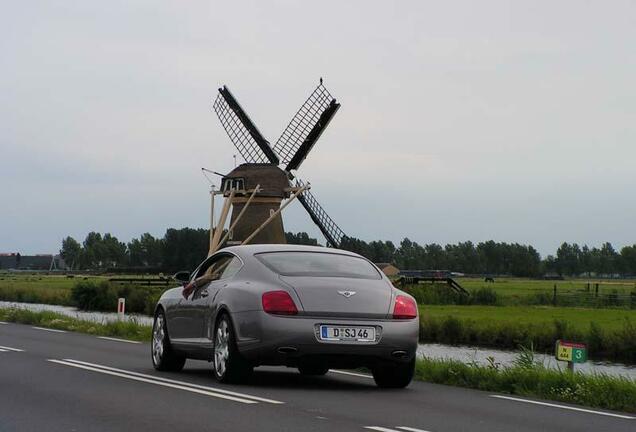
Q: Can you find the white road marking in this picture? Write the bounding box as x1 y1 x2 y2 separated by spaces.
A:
0 345 24 352
490 395 636 420
366 427 431 432
330 370 373 379
0 349 7 352
48 359 258 404
32 327 67 333
62 359 284 404
0 321 8 324
96 336 141 344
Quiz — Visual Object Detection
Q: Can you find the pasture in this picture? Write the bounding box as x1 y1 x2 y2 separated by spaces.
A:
459 277 636 298
421 305 636 333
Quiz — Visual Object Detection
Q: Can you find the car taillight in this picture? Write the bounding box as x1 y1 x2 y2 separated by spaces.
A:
393 295 417 319
262 290 298 315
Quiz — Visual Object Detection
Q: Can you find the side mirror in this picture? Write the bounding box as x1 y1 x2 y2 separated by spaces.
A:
173 271 191 285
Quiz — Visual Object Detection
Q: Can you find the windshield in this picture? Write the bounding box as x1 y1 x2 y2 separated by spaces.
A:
255 251 382 279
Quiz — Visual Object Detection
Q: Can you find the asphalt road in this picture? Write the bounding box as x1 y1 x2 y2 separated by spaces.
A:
1 321 634 432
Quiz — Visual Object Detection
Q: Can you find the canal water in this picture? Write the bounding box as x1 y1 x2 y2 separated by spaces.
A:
2 301 635 380
418 343 636 380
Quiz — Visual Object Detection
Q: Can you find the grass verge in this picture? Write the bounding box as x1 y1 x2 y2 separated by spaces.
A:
0 308 151 342
416 357 636 414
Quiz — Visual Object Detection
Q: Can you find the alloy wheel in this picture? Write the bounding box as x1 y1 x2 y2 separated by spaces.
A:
152 314 165 366
214 319 230 377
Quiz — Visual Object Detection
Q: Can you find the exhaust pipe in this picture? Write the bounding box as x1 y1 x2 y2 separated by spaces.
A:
391 350 408 359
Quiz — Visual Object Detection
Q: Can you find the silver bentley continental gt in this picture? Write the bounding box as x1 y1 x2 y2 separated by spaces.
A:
151 244 419 388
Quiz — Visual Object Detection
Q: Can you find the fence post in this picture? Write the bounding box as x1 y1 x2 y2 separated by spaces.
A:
553 284 557 306
595 283 599 298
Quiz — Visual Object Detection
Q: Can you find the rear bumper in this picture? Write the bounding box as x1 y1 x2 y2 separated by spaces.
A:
234 311 419 368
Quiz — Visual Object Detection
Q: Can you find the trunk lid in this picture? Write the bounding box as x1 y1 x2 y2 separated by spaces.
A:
279 275 392 319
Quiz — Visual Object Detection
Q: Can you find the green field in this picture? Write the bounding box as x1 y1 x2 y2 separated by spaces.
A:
402 277 636 308
458 277 636 298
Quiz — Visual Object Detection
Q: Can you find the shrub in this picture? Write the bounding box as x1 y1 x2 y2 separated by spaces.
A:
70 280 117 311
69 281 162 315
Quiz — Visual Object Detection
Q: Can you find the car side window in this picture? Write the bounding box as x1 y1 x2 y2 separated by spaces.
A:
194 258 212 280
219 257 242 280
194 254 240 282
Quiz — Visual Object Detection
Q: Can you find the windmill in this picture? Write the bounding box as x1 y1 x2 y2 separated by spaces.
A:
210 79 347 250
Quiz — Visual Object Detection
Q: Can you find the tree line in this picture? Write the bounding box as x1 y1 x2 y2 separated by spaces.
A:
59 229 636 277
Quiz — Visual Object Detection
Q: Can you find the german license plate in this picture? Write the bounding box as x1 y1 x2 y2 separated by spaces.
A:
319 325 375 342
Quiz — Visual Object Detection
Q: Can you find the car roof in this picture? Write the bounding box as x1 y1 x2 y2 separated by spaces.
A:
222 244 362 260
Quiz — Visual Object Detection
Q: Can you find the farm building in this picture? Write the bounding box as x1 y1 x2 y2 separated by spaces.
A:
375 263 400 277
0 253 66 270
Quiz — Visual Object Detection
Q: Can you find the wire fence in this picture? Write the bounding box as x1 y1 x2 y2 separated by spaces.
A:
402 281 636 309
548 283 636 308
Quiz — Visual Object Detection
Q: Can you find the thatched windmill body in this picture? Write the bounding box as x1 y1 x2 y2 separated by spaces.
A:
209 80 346 251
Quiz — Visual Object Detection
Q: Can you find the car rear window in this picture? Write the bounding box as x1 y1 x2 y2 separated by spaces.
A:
255 252 381 279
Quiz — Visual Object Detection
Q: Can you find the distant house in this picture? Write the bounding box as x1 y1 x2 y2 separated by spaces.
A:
375 263 400 277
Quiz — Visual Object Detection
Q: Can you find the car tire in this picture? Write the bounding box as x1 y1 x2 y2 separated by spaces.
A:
298 364 329 376
213 313 253 383
372 358 415 389
151 309 186 372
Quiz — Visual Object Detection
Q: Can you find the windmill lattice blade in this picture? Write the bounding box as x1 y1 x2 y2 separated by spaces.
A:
274 82 340 172
295 179 345 248
213 86 280 164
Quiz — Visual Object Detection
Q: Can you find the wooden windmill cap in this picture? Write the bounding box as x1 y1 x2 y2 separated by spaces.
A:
224 163 290 198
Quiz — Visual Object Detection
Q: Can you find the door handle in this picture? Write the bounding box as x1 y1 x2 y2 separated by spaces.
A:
200 290 209 298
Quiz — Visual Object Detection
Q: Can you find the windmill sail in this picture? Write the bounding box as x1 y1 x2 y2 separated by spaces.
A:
295 179 345 248
213 86 280 164
274 81 340 172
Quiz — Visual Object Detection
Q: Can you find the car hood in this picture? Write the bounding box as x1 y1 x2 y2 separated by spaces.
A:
279 275 392 319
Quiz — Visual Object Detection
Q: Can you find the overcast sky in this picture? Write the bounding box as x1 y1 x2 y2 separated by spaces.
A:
2 1 635 256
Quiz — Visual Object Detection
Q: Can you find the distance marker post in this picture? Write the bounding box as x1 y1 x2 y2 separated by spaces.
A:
117 298 125 320
555 340 587 371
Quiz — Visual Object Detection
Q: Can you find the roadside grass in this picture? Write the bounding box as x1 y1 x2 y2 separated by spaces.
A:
420 305 636 363
415 357 636 414
0 308 152 342
2 306 634 414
